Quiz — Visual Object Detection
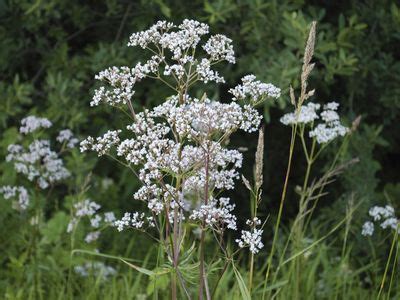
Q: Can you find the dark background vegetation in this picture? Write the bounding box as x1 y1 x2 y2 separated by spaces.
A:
0 0 399 295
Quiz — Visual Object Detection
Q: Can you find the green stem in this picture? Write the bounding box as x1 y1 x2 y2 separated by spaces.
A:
386 230 399 300
199 150 210 300
248 186 260 294
378 225 399 299
262 122 298 299
293 137 315 300
249 253 254 293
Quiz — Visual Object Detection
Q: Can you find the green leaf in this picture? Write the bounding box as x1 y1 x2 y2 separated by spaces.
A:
40 212 69 244
232 262 251 300
120 259 155 276
154 0 171 18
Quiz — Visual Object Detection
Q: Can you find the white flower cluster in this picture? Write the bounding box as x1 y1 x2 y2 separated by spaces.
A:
91 57 162 106
84 231 100 243
0 185 30 211
127 21 174 48
280 102 321 125
309 122 348 145
67 199 116 243
229 75 281 102
361 205 399 236
80 130 121 156
74 262 116 279
82 20 280 255
19 116 52 134
196 59 225 83
92 19 239 106
75 199 101 217
235 218 264 254
114 212 155 232
147 19 209 60
152 96 263 136
5 117 75 192
6 140 70 189
81 96 253 212
189 197 237 230
91 19 280 108
280 101 349 144
361 221 374 236
56 129 79 148
203 34 235 63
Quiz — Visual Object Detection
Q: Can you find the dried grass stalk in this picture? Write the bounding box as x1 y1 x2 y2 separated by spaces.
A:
255 127 264 191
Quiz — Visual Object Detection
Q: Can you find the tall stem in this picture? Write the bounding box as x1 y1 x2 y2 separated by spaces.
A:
249 253 254 292
171 169 182 299
378 225 399 299
293 137 315 299
262 122 298 299
199 150 210 300
248 190 258 293
171 273 177 300
171 205 178 300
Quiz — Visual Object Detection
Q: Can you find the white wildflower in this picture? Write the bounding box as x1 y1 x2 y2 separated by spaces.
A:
74 262 116 279
90 214 102 228
203 34 235 63
82 20 282 257
361 221 374 236
0 185 30 211
148 198 164 215
196 59 225 83
67 218 78 233
159 19 209 60
85 231 100 243
104 212 116 223
128 21 174 48
309 122 348 144
6 139 70 188
229 75 281 102
324 102 339 110
240 105 262 132
320 110 340 123
236 227 264 254
80 130 121 156
74 200 101 217
57 129 79 148
114 212 146 232
164 64 185 79
362 205 399 236
20 116 52 134
380 218 398 230
369 205 395 221
190 197 237 230
280 101 349 144
280 102 320 125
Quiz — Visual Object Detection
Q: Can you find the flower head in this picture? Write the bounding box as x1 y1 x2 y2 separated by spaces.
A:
20 116 52 134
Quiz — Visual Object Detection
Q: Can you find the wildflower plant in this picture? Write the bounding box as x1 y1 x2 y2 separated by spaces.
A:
362 205 399 236
260 22 360 300
0 116 82 298
67 198 116 244
1 116 76 211
80 19 280 298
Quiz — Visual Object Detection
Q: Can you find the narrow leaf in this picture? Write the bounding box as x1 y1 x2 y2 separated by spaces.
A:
120 259 155 276
232 262 251 300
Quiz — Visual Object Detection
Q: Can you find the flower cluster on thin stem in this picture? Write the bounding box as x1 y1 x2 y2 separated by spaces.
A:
68 198 116 244
361 205 399 236
1 116 76 211
81 19 281 298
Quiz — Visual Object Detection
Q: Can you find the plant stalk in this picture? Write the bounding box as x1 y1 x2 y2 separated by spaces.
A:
199 151 210 300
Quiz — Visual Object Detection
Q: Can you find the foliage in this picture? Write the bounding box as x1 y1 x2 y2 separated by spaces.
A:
0 0 399 299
